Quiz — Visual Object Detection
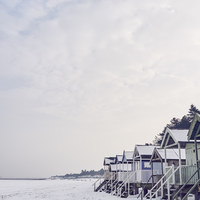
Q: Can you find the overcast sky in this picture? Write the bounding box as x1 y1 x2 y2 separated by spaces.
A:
1 0 200 178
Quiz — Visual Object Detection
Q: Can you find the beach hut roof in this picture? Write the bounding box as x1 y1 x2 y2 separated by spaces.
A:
188 113 200 140
134 145 158 158
103 157 115 165
161 128 188 148
115 155 123 163
150 148 186 162
122 151 134 162
136 145 157 155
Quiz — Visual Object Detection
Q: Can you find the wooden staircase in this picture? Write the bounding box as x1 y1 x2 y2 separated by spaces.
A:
110 178 119 194
144 165 180 200
114 171 136 198
94 180 108 192
119 183 135 198
144 165 200 200
161 185 182 200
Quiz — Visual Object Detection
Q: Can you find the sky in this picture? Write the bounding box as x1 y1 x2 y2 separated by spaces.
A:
1 0 200 178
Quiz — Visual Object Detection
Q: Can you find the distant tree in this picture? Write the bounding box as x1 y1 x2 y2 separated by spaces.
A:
153 135 163 146
178 115 191 129
145 143 152 146
153 127 166 145
99 168 104 176
64 168 104 179
187 104 200 122
167 117 180 129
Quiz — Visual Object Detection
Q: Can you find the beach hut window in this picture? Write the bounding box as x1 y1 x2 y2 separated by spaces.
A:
142 161 151 169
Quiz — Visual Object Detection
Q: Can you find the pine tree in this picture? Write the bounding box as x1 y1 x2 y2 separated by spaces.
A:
167 117 180 129
187 104 200 122
178 115 191 129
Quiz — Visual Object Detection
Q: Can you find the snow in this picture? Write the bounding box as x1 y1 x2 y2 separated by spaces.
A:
0 179 194 200
135 145 158 156
0 179 139 200
122 151 134 162
161 129 189 148
104 157 116 165
170 129 188 142
115 155 123 163
157 148 186 160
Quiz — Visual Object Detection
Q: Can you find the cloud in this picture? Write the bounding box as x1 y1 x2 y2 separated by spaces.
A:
1 0 200 177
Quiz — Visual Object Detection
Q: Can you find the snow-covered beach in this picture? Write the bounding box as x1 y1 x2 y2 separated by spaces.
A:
0 178 195 200
0 179 135 200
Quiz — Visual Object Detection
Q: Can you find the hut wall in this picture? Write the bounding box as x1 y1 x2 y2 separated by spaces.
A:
135 170 142 182
104 171 116 180
152 162 162 175
141 170 152 183
186 143 200 166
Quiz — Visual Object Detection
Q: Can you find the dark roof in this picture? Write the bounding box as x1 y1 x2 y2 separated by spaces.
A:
103 157 116 165
115 155 123 163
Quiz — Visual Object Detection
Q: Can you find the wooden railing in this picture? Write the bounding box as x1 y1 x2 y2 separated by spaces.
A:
144 165 174 199
110 176 119 195
182 179 200 200
165 165 197 185
117 171 136 197
173 166 199 199
144 165 199 200
93 177 104 191
104 172 116 192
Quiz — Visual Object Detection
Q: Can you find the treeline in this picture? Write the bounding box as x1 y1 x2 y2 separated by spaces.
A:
51 169 104 179
64 169 104 179
154 104 200 145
